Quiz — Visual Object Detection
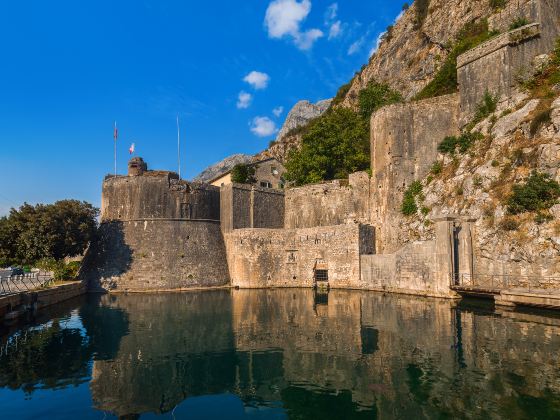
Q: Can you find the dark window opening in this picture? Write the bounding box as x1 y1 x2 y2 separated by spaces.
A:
314 270 328 282
260 181 273 188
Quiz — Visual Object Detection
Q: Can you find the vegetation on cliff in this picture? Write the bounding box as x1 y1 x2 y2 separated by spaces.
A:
507 171 560 215
415 20 497 100
0 200 98 267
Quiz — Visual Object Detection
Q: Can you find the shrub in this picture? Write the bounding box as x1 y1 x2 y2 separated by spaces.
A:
491 160 500 167
415 20 496 100
331 80 353 106
414 0 431 29
437 132 483 155
231 164 256 184
534 211 553 224
490 0 507 10
474 91 498 123
529 108 552 136
401 181 423 216
509 17 529 31
431 161 443 175
54 261 80 281
358 81 403 119
507 171 560 214
500 216 520 231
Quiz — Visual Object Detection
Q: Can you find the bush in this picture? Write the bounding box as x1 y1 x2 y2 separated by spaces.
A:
284 108 370 186
331 80 353 106
490 0 507 10
431 161 443 175
500 216 520 231
415 20 496 100
401 181 423 216
507 171 560 214
231 164 256 184
414 0 431 29
529 108 552 136
509 17 529 31
474 91 498 123
437 132 483 155
358 81 403 119
53 261 81 281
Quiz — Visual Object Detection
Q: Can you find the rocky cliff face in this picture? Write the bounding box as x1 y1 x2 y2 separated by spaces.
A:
343 0 495 105
193 153 253 183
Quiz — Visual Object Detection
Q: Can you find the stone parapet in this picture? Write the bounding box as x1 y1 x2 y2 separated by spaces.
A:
457 23 540 69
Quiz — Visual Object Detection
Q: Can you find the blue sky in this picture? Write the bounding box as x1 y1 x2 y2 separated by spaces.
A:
0 0 402 214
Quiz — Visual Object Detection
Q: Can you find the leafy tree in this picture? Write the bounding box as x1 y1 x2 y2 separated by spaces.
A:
231 164 256 184
358 81 403 119
0 200 99 266
284 108 370 186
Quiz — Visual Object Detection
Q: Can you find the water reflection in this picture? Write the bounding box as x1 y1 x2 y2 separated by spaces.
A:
0 290 559 419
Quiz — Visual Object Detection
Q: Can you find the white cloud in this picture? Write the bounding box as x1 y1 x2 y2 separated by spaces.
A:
294 29 324 50
265 0 323 50
243 71 270 90
250 116 278 137
237 91 252 109
325 3 338 22
348 38 364 55
273 106 284 117
328 21 342 39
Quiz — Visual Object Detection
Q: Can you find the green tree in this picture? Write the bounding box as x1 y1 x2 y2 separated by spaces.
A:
284 108 370 186
358 81 403 119
230 164 256 184
507 171 560 214
0 200 99 266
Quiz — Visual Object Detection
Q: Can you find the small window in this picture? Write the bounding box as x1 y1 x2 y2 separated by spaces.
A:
314 270 328 281
260 181 272 188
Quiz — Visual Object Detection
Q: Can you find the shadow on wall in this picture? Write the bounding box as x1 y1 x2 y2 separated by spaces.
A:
79 222 132 292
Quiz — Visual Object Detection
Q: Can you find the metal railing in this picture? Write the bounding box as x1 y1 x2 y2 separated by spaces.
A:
0 273 54 296
457 273 560 294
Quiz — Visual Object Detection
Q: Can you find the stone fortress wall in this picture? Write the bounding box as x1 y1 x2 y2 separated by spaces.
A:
85 2 559 296
458 0 560 124
82 158 230 292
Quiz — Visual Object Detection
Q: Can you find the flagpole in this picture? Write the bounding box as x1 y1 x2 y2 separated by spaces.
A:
114 121 117 177
176 115 181 179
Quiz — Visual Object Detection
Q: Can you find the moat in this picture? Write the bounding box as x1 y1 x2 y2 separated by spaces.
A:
1 290 559 419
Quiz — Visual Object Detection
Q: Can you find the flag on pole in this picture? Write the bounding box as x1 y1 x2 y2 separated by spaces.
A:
129 143 135 155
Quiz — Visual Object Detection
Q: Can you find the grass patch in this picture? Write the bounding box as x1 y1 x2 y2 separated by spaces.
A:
522 39 560 99
509 17 530 31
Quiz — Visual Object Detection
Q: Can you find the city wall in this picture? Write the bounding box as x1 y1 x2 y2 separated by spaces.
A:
224 224 375 289
458 0 560 124
284 172 371 229
371 94 460 253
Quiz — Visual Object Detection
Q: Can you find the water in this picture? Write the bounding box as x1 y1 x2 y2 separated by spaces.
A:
1 289 559 419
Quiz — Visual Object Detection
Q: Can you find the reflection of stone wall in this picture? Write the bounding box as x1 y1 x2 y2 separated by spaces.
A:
224 224 375 289
85 290 560 418
284 172 371 229
371 95 460 253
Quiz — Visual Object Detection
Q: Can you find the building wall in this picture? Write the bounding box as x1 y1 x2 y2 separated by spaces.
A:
370 94 460 253
254 159 286 189
210 172 232 188
224 224 375 289
284 172 371 229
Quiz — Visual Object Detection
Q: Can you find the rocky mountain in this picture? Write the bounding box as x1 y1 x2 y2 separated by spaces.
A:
193 153 252 183
342 0 494 106
276 99 332 140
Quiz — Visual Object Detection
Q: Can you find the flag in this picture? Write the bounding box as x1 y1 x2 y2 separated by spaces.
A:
129 143 135 155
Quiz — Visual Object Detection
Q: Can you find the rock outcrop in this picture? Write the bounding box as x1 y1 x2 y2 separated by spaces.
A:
193 153 252 183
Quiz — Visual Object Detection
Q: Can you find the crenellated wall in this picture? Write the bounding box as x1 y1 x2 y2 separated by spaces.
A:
284 172 371 229
370 94 460 253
